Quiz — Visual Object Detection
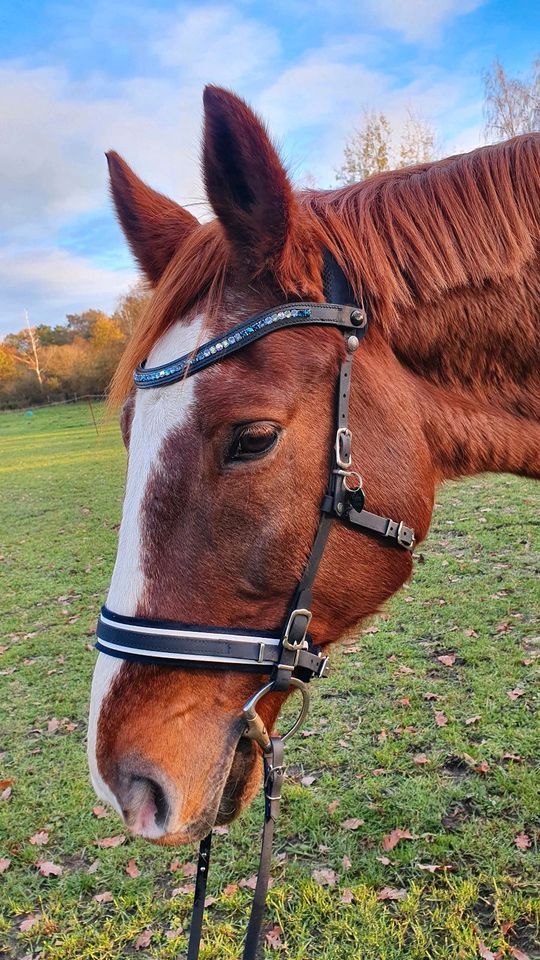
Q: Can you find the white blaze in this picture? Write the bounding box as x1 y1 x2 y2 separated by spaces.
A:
88 314 206 807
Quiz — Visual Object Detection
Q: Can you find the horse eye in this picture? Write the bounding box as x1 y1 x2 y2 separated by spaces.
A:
229 423 280 462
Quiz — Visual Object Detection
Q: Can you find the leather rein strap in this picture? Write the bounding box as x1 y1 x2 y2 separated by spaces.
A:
95 251 415 960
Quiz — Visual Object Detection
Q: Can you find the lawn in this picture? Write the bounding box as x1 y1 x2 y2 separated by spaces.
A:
0 401 538 960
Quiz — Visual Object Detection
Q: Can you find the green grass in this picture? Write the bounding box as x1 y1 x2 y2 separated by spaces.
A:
0 402 539 959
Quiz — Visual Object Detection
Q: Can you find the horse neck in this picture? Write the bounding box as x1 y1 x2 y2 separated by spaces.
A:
381 253 540 482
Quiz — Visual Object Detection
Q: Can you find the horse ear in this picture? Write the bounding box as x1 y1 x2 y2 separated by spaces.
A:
106 151 198 285
202 86 294 269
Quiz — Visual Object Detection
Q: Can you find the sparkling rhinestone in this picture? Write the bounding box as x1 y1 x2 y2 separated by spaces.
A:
210 345 216 354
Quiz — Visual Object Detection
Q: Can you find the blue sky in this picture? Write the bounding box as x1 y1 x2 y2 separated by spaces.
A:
1 0 538 335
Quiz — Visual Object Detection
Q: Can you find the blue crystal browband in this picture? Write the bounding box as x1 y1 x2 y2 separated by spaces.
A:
133 301 367 389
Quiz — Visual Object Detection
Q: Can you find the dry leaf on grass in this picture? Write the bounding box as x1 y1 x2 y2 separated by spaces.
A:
265 925 283 949
514 832 531 850
95 834 126 848
312 867 337 887
382 828 413 851
509 948 530 960
92 806 107 819
125 859 140 878
341 888 354 904
340 818 364 831
437 654 456 666
0 857 11 873
19 913 42 933
29 830 49 846
327 799 340 814
300 774 316 787
377 887 406 901
93 891 113 903
37 860 62 877
414 754 429 765
465 715 481 725
134 929 153 950
171 883 195 896
507 688 525 701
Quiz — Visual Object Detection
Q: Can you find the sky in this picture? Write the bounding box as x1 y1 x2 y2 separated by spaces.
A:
1 0 538 336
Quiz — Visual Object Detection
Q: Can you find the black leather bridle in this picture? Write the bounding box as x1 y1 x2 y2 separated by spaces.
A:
95 252 414 959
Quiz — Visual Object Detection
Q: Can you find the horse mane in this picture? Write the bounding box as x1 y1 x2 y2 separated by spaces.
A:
110 133 540 405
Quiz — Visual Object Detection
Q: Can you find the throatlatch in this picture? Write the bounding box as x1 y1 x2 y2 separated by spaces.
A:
96 250 415 960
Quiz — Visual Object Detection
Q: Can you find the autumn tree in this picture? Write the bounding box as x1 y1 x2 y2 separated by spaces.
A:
336 108 437 186
65 309 109 340
484 57 540 141
112 284 149 338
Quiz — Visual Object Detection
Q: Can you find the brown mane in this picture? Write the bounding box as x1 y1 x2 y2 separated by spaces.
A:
110 133 540 405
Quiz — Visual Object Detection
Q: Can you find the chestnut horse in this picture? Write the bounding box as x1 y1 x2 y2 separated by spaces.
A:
88 86 539 846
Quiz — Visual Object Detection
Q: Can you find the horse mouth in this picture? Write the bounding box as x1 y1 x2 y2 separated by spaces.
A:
215 735 260 824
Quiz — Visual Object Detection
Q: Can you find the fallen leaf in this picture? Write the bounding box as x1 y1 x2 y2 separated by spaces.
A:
341 888 354 904
29 830 49 846
327 799 340 814
342 855 352 870
19 913 42 932
37 860 62 877
93 891 113 903
417 863 443 873
398 665 414 674
437 654 456 666
340 818 364 831
382 828 413 851
509 948 530 960
377 856 391 865
47 718 61 734
171 884 195 896
265 925 283 949
372 767 386 775
465 715 481 725
204 896 217 908
424 692 444 701
312 867 337 887
478 942 497 959
300 774 316 787
464 628 478 637
95 835 126 848
414 754 429 765
1 786 13 801
503 753 523 763
496 621 510 633
134 929 153 950
125 858 140 878
514 832 531 851
223 883 239 895
0 857 11 873
398 697 410 706
377 886 406 901
0 778 15 790
239 875 259 890
92 806 107 819
507 688 525 701
434 711 448 727
87 859 100 874
165 927 184 940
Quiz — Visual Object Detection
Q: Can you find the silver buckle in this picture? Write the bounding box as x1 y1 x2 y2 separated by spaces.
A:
397 521 415 550
282 608 312 651
335 427 352 469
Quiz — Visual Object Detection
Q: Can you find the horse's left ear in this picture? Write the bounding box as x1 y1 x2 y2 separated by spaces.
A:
202 85 295 269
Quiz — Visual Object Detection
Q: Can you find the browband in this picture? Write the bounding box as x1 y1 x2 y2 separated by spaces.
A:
134 302 366 388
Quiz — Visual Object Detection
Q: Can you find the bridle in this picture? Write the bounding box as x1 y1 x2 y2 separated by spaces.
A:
95 252 414 959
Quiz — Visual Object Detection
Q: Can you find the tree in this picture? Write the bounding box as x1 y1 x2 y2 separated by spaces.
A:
336 108 437 186
65 309 109 340
35 324 73 346
336 111 391 185
112 284 149 338
484 57 540 141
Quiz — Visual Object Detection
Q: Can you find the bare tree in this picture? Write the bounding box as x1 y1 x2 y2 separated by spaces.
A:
399 109 436 167
484 57 540 141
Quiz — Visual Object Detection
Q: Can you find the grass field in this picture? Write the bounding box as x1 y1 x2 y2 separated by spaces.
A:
0 401 538 960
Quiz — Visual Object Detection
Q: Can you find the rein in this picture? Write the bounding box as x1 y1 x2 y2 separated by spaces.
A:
96 252 415 959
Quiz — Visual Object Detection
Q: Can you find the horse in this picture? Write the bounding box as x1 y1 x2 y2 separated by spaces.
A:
88 86 539 856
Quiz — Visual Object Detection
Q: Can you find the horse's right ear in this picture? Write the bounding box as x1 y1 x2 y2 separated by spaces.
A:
106 152 198 285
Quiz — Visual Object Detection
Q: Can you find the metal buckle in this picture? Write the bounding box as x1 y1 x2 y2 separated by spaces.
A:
282 608 312 651
335 427 352 469
397 521 415 550
241 677 311 750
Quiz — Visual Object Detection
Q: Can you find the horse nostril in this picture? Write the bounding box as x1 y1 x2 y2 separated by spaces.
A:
139 775 169 828
115 761 171 835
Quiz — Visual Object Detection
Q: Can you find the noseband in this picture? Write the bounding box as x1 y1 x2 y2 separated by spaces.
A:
96 252 414 959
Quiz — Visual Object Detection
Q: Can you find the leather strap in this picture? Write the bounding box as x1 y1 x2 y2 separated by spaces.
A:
186 832 212 960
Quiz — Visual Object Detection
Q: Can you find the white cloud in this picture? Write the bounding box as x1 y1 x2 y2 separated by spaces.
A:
364 0 486 43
